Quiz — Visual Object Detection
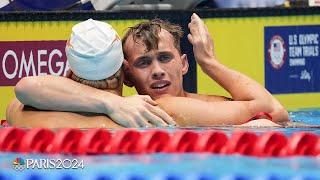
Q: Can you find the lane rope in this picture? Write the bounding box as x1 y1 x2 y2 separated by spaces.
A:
0 127 319 157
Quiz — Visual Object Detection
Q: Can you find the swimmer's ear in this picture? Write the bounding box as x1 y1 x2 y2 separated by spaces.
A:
181 54 189 75
123 59 134 87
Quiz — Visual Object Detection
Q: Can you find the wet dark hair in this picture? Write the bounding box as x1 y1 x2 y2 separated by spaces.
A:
70 69 122 90
122 19 184 59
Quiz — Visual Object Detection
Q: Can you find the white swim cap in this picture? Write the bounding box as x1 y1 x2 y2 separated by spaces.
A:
66 18 124 80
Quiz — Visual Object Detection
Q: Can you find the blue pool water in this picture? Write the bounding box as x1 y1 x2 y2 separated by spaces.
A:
0 109 319 179
0 153 320 179
289 109 320 126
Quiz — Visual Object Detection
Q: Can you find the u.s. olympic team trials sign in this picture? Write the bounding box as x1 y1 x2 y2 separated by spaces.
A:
265 25 320 94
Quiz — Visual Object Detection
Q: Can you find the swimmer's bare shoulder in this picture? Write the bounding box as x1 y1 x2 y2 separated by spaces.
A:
155 95 283 127
156 96 235 126
238 119 282 127
7 98 123 129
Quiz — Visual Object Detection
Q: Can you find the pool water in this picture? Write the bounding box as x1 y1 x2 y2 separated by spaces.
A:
0 153 320 179
289 109 320 126
0 109 319 179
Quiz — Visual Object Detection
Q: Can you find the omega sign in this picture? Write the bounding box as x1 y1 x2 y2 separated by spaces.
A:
0 41 69 86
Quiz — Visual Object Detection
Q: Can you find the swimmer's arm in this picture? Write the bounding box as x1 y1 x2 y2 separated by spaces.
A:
188 13 289 123
200 61 288 123
6 98 122 129
187 93 232 102
156 97 283 126
15 76 175 128
15 75 120 114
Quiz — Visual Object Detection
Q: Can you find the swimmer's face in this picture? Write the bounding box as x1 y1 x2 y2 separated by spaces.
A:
123 29 189 99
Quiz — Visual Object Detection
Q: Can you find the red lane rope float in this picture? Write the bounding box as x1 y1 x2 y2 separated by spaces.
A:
106 129 141 154
286 132 318 156
166 131 198 153
253 132 287 157
0 128 319 157
194 131 228 153
316 137 320 155
222 131 258 155
20 128 55 153
0 127 25 152
78 129 111 155
0 120 9 127
48 129 83 154
136 130 170 154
